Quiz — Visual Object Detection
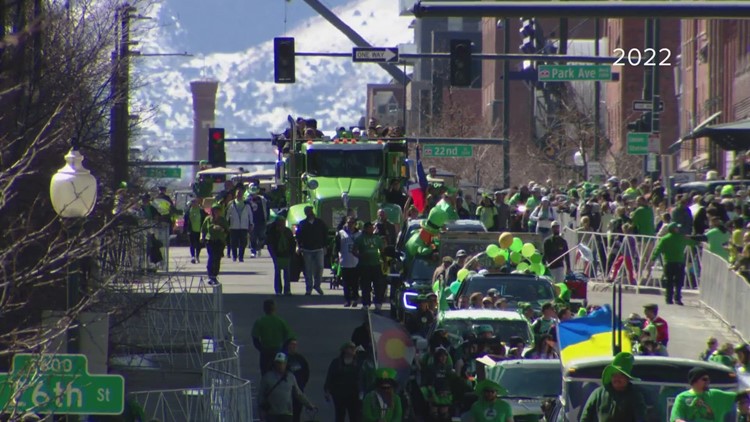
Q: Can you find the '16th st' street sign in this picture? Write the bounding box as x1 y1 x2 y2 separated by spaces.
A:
0 354 124 415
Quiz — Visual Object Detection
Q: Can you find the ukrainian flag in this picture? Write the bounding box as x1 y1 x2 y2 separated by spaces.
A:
557 305 631 366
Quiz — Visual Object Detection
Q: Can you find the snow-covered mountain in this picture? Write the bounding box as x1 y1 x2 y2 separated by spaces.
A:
131 0 413 164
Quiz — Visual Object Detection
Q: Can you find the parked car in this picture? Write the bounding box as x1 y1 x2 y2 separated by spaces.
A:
436 309 534 348
456 273 556 315
552 356 739 422
673 180 750 197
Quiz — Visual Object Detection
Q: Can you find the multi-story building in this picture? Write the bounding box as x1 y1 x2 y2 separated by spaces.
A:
676 20 750 175
604 19 680 168
366 84 405 128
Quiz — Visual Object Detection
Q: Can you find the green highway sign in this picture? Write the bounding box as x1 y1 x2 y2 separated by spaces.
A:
422 145 473 158
144 167 181 178
538 65 612 82
0 354 124 415
627 132 649 155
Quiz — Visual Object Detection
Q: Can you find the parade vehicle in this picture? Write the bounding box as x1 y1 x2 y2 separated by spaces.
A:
551 356 739 422
436 309 534 348
274 136 409 279
673 179 750 196
467 359 563 422
391 225 488 321
455 273 556 315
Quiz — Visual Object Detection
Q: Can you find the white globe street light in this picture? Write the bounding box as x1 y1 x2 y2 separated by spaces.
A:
50 148 97 218
573 150 585 167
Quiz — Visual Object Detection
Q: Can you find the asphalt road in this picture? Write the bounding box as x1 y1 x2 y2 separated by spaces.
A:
164 246 743 420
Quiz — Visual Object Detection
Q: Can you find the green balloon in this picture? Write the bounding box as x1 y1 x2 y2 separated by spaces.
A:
433 280 440 293
530 263 545 276
500 249 509 260
530 252 543 265
457 268 470 282
510 251 522 264
517 262 530 272
510 238 523 253
521 243 536 258
486 244 501 258
450 281 462 295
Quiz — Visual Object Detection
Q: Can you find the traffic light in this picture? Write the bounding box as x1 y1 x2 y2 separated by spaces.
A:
208 128 226 167
274 37 295 84
449 39 473 87
519 18 538 54
627 112 652 133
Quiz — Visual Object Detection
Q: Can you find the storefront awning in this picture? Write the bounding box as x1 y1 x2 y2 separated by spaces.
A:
668 111 722 153
680 116 750 151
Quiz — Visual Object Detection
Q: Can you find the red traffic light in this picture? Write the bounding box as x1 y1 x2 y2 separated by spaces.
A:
209 128 225 142
212 132 223 141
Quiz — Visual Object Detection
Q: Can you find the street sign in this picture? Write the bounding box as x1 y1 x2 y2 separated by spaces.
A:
0 354 124 415
422 145 473 158
627 132 649 155
144 167 182 178
587 161 604 178
648 133 661 154
632 99 665 112
352 47 399 63
537 65 612 82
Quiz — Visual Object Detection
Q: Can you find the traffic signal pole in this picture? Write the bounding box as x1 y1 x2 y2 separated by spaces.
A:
412 1 750 18
502 19 512 188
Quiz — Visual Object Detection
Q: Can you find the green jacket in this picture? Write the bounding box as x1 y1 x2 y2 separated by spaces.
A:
200 216 229 244
670 388 738 422
631 206 655 236
580 384 647 422
362 390 402 422
651 232 696 263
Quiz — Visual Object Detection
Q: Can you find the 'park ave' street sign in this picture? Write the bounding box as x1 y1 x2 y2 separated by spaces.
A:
537 65 612 82
352 47 399 63
0 354 125 415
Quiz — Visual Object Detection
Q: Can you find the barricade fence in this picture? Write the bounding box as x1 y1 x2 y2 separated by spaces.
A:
557 213 701 292
699 250 750 341
97 275 226 371
131 314 258 422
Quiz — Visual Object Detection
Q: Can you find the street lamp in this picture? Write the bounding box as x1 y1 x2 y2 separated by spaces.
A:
50 141 97 355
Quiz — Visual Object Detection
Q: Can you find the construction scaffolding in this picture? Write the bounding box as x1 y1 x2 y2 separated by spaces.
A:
99 274 225 372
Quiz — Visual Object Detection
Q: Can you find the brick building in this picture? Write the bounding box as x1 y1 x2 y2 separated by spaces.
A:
481 18 599 169
366 84 405 128
604 19 680 167
676 20 750 175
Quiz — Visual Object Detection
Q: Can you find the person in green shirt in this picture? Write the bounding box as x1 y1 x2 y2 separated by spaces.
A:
362 368 403 422
630 196 656 236
671 367 750 422
200 204 229 285
650 222 697 305
709 343 736 369
705 217 730 261
185 198 207 264
476 195 498 231
354 222 386 310
252 299 295 375
468 379 513 422
580 352 646 422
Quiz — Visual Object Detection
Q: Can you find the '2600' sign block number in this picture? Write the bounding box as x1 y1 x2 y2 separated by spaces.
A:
0 354 125 415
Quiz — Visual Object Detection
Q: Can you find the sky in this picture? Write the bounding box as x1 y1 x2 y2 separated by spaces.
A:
171 0 352 54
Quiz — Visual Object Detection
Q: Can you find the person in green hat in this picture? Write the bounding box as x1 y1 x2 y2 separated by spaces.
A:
362 368 403 422
469 379 513 422
649 222 697 305
580 352 646 422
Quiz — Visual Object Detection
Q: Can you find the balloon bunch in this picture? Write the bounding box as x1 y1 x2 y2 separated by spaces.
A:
486 232 547 276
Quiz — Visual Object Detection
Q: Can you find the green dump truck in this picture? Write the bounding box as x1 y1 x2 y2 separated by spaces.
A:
276 137 409 280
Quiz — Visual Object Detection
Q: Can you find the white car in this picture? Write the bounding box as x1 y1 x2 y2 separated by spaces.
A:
437 309 534 348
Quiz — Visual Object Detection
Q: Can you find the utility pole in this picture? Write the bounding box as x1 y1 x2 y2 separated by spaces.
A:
110 3 135 189
502 18 511 188
642 18 654 177
594 18 601 161
286 115 300 206
651 19 661 180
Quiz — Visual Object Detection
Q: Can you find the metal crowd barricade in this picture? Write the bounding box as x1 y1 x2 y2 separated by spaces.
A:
560 225 702 293
700 250 750 341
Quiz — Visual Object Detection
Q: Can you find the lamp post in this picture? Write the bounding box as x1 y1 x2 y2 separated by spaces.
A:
50 140 97 355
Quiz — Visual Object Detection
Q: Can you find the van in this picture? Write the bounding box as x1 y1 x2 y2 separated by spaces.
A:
554 356 739 422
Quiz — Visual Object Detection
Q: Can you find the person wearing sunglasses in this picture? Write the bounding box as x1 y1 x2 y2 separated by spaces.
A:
671 367 750 422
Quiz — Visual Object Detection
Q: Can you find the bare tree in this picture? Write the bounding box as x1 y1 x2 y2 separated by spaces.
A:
0 1 160 416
